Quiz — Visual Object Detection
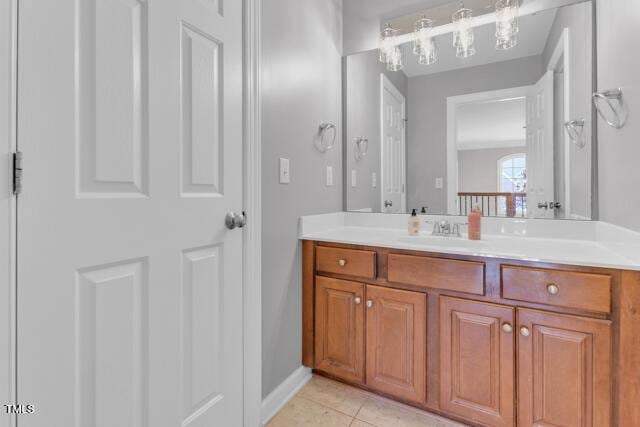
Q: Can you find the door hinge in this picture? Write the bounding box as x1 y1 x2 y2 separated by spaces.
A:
13 152 22 195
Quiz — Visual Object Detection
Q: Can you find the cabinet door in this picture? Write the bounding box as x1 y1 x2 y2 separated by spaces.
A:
315 276 365 383
366 285 426 403
440 297 515 427
518 309 611 427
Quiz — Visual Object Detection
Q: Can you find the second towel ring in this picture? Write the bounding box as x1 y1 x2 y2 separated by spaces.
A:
593 88 626 129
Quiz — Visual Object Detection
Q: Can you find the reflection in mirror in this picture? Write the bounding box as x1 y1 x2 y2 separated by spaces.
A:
344 0 595 220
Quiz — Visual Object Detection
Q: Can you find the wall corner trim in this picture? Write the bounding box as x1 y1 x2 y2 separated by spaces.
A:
261 366 312 425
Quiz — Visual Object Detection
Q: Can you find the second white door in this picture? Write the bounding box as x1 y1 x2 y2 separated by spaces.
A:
381 74 407 214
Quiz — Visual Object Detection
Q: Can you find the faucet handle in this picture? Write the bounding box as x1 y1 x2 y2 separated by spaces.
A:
452 222 468 237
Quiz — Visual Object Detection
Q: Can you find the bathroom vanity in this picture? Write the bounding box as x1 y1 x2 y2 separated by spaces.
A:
299 213 640 427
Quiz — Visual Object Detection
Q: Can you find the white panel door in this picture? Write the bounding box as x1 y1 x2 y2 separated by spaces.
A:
17 1 244 427
381 75 406 214
526 70 555 219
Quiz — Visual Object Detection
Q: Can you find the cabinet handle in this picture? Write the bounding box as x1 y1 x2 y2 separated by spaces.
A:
520 326 530 337
354 297 361 305
366 300 373 309
546 283 559 295
338 259 347 267
502 323 513 333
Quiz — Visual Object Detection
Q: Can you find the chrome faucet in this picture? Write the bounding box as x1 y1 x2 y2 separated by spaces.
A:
430 219 467 237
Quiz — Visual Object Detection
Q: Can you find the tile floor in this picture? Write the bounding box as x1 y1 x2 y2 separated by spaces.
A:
267 375 468 427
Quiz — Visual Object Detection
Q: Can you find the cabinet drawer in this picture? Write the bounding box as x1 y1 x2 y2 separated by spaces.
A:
502 265 612 314
387 254 485 295
316 246 376 279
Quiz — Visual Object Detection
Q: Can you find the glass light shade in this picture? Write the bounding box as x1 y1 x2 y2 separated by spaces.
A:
386 45 404 71
495 0 519 50
452 7 476 58
379 24 398 64
414 16 438 65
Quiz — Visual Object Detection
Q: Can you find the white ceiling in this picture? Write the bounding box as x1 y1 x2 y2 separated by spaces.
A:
401 8 558 77
456 97 527 150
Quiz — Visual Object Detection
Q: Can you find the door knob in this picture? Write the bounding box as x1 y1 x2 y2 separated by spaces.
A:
225 211 247 230
384 200 393 208
354 297 362 305
547 283 560 295
338 259 347 267
502 323 513 333
520 326 530 337
537 202 548 209
366 300 373 308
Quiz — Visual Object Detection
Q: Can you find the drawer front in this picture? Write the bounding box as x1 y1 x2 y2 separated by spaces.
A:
316 246 376 279
502 265 612 314
387 254 485 295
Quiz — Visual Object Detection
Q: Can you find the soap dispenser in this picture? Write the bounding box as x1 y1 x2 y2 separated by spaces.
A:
408 209 420 236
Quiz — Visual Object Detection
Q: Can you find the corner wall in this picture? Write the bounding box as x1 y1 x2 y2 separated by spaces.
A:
261 0 344 398
596 0 640 231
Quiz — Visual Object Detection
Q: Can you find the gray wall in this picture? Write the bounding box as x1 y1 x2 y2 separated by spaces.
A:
596 0 640 231
458 147 525 193
345 50 408 212
542 1 593 219
261 0 344 398
407 55 543 213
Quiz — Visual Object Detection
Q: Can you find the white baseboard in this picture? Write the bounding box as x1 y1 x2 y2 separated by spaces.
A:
261 366 312 425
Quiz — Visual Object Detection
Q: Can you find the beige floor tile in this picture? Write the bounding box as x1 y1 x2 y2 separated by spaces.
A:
350 420 375 427
355 397 464 427
297 376 369 416
267 396 353 427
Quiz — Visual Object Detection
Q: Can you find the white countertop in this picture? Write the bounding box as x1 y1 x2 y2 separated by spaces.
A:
299 212 640 271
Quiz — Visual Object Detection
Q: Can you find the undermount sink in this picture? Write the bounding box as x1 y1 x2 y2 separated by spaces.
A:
398 235 489 249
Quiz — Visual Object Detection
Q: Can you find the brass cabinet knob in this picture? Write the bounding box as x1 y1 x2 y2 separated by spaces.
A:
338 259 347 267
354 297 361 305
366 300 373 309
502 323 513 333
520 326 530 337
547 283 559 295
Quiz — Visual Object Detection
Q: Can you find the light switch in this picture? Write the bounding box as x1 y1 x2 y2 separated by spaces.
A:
435 177 444 189
326 166 334 186
372 172 377 188
351 170 358 187
279 158 290 184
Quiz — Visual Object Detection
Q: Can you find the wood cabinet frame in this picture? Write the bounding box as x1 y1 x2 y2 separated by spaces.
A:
302 240 640 426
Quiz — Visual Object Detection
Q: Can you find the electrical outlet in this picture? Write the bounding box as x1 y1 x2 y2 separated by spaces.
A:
435 177 444 189
326 166 333 186
351 170 357 187
279 158 290 184
372 172 377 188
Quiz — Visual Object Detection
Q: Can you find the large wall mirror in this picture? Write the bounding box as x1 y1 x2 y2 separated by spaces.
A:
344 0 596 220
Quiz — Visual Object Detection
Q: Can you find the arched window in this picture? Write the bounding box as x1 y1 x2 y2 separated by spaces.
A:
498 153 526 193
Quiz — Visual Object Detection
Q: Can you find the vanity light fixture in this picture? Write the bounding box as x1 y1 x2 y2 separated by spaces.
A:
379 23 404 71
452 4 476 58
413 16 438 65
495 0 519 50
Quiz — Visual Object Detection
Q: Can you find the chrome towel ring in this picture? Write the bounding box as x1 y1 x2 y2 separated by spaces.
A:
316 122 336 152
593 88 626 129
564 118 585 148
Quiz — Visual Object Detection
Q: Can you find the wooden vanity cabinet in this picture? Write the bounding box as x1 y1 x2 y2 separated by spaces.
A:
303 241 638 426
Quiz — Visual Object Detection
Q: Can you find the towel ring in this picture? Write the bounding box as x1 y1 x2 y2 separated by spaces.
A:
564 118 585 148
593 88 626 129
316 123 336 152
354 137 369 161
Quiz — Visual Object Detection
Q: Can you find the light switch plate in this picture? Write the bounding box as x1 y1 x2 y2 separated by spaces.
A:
279 158 290 184
351 170 357 187
372 172 377 188
326 166 333 186
435 177 443 189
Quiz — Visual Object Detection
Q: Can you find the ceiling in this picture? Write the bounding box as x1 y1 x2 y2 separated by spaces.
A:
401 8 557 77
456 97 527 150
